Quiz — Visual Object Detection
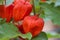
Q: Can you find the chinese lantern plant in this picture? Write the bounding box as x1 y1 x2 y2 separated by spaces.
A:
0 0 48 40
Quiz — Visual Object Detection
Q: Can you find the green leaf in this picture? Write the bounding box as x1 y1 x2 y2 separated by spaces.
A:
0 18 6 24
0 23 32 40
32 32 48 40
0 18 3 21
40 3 60 25
19 32 32 40
47 32 60 38
0 0 4 5
0 23 20 40
44 0 60 7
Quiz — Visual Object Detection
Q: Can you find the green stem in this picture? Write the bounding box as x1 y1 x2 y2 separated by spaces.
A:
5 0 6 5
32 0 36 15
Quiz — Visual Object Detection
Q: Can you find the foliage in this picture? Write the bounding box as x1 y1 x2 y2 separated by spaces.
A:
47 32 60 38
0 0 4 5
39 0 60 25
32 32 48 40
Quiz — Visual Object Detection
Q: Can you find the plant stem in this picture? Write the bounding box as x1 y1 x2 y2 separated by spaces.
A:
32 0 36 15
5 0 6 5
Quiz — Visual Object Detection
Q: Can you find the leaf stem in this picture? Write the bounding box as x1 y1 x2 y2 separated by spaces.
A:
5 0 6 5
32 0 36 15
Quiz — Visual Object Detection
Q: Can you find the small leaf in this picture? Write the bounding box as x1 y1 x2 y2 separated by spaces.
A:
32 32 48 40
19 32 32 40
